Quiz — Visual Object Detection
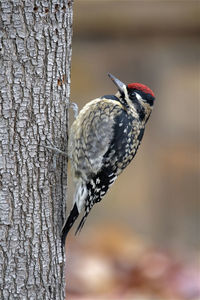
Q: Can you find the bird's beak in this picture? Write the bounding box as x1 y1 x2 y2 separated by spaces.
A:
108 73 126 94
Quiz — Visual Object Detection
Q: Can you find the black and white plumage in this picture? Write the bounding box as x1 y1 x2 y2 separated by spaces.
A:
61 73 155 245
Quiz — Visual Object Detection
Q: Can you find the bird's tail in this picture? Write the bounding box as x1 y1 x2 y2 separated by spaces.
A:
75 210 90 235
61 203 79 246
61 181 88 245
75 171 114 235
62 169 117 241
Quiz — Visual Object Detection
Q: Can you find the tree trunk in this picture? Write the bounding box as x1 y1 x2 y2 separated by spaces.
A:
0 1 73 299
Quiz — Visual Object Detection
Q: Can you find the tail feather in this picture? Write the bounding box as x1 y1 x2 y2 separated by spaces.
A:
75 170 117 235
61 203 79 245
62 167 117 244
75 212 89 235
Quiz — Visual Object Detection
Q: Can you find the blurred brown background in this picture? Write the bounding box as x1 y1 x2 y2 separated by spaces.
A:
67 1 199 299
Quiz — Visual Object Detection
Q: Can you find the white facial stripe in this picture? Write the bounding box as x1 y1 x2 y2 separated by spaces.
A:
135 92 142 101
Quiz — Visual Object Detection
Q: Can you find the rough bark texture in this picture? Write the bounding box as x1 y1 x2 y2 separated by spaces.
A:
0 0 73 299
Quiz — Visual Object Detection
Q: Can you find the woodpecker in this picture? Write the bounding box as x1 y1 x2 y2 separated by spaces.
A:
61 73 155 245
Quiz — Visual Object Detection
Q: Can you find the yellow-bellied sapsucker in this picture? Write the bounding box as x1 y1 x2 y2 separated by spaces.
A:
62 73 155 245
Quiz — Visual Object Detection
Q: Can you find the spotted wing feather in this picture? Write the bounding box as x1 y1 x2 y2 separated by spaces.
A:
69 99 123 180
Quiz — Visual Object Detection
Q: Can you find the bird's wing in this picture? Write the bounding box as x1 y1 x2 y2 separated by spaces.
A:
103 109 144 175
69 98 123 179
75 109 140 234
63 104 145 240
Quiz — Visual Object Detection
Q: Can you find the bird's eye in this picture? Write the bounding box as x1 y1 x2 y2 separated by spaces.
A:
129 91 136 99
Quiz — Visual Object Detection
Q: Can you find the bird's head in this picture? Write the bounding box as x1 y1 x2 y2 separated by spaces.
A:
108 73 155 116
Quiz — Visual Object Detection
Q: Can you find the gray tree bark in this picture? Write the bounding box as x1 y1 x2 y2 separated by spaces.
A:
0 0 73 299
